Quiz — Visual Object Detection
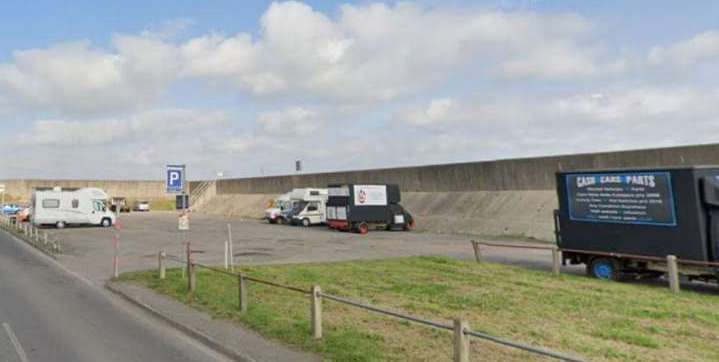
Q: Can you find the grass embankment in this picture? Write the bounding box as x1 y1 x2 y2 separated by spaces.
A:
120 257 719 361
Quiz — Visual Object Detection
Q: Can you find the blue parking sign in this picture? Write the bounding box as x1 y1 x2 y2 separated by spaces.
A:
166 165 185 193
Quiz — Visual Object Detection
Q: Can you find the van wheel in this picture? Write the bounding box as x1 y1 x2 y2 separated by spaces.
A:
358 222 369 235
56 221 66 229
101 218 112 227
588 258 622 281
302 218 311 227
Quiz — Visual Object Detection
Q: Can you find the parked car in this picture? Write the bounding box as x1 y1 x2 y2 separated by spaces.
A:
15 207 31 223
1 204 22 216
134 200 151 212
110 197 131 213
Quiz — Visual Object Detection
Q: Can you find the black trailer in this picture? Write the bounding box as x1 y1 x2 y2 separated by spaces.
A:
326 184 414 234
555 166 719 282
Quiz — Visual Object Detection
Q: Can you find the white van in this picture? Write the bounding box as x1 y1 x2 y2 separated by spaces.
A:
32 187 116 228
265 192 293 224
290 188 328 226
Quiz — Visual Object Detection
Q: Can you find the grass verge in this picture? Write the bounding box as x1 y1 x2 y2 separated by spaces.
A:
120 257 719 361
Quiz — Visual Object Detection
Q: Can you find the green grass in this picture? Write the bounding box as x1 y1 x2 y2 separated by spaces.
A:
120 257 719 361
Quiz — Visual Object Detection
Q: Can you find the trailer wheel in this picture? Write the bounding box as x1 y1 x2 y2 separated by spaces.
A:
358 222 369 235
588 258 622 281
56 221 66 229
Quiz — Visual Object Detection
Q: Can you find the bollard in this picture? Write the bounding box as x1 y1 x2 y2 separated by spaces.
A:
34 227 39 244
238 274 247 312
158 250 166 280
552 247 561 276
471 240 481 263
311 285 322 339
189 263 196 292
667 255 680 293
453 319 470 362
224 241 229 270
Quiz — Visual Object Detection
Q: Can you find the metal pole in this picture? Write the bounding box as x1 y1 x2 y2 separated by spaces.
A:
453 319 470 362
311 285 322 339
112 230 119 279
227 223 234 272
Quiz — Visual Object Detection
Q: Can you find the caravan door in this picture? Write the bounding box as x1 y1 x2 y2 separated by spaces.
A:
89 199 106 225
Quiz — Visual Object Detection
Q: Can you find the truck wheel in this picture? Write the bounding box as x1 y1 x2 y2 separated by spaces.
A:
358 222 369 235
588 258 622 281
101 218 112 227
302 218 311 227
269 218 277 224
56 221 66 229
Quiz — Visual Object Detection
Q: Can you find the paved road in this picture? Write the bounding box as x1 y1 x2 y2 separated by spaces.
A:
0 229 230 362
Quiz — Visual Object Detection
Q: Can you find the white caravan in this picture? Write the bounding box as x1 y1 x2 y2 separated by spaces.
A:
32 187 116 228
289 188 328 226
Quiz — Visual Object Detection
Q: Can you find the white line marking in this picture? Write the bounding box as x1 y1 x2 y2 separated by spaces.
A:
3 322 29 362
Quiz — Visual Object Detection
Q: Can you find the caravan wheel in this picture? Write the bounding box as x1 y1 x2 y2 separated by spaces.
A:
56 221 66 229
101 218 112 227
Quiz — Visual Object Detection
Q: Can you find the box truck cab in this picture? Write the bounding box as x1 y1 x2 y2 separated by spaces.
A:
32 187 116 228
555 166 719 283
290 188 328 226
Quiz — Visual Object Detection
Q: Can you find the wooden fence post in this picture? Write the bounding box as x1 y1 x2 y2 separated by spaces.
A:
471 240 481 263
158 250 166 280
552 247 561 276
238 274 247 312
311 285 322 339
667 255 680 293
453 318 470 362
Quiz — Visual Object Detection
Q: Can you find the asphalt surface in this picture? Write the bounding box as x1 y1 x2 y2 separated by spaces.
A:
48 212 586 285
0 229 231 362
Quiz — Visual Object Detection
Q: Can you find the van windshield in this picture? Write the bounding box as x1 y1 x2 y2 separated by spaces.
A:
93 199 107 212
291 201 308 215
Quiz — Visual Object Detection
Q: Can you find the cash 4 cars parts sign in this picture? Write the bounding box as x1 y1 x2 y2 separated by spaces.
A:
566 172 677 226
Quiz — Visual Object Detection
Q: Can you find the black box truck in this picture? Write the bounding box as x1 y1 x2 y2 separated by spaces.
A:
555 166 719 282
326 184 414 234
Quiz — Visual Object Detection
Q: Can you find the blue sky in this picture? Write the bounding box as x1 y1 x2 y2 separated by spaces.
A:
1 1 719 179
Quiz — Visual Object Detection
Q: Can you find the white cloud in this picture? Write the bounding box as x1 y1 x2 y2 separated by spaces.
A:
178 2 607 101
649 30 719 68
16 109 227 147
258 107 323 135
0 35 178 114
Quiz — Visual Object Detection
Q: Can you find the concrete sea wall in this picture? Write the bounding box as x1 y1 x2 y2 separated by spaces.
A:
200 143 719 240
0 179 170 203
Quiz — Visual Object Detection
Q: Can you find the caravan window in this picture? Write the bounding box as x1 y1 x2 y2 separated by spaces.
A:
42 199 60 208
72 199 79 208
307 203 318 212
310 191 319 196
93 200 107 212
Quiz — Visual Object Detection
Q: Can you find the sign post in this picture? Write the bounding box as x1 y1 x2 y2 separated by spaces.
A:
167 165 189 260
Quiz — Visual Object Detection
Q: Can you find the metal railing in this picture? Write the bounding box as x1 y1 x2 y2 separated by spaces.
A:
0 214 62 256
157 248 585 362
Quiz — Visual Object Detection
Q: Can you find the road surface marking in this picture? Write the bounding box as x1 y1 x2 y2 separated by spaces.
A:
3 322 29 362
